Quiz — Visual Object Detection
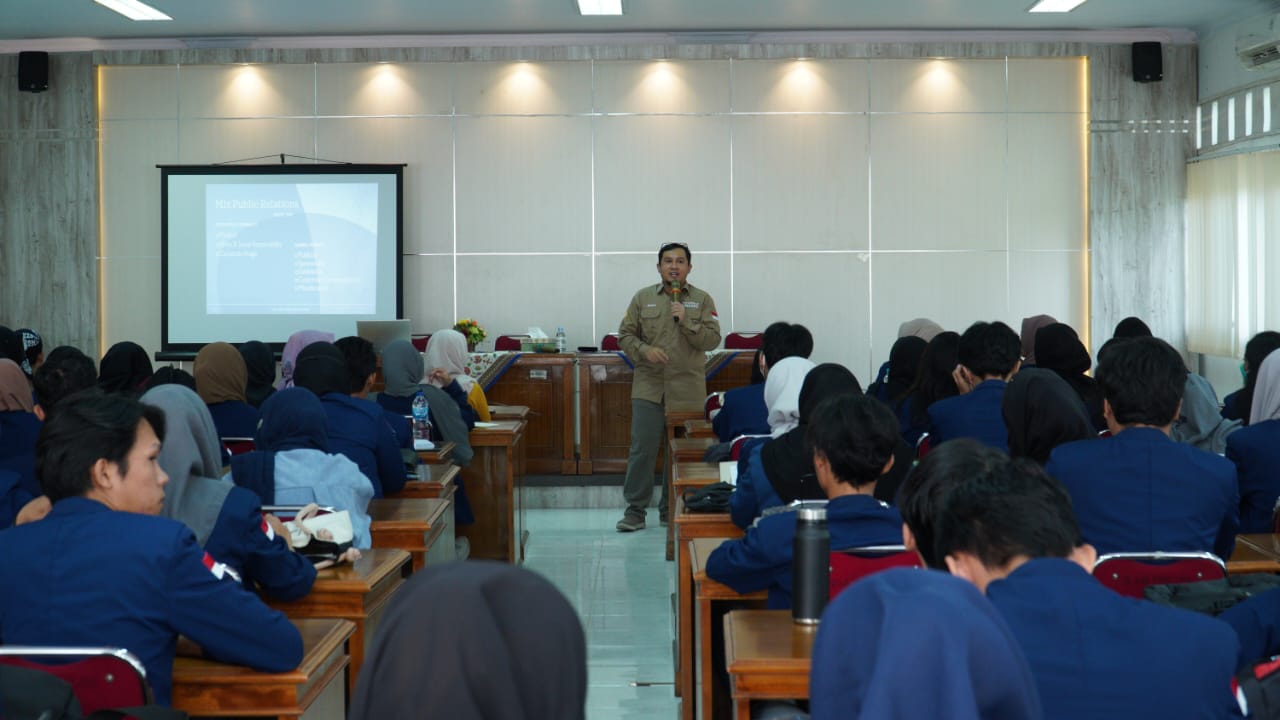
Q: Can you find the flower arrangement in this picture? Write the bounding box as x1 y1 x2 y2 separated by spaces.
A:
454 318 486 348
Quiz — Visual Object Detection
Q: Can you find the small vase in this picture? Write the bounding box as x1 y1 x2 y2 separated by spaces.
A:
467 341 477 353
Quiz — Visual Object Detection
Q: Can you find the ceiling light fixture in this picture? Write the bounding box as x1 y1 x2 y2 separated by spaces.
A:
1027 0 1087 12
93 0 172 21
576 0 622 16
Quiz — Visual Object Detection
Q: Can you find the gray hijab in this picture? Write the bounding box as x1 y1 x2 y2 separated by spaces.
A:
1250 352 1280 425
1171 373 1241 454
382 339 428 398
141 384 233 545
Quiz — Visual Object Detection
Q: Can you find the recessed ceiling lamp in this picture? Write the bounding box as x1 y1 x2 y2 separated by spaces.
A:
1028 0 1087 12
577 0 623 16
94 0 172 21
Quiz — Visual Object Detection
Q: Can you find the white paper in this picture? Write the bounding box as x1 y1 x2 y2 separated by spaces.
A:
719 461 739 487
474 421 501 428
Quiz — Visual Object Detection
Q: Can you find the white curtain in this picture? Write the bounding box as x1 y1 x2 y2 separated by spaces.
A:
1186 149 1280 357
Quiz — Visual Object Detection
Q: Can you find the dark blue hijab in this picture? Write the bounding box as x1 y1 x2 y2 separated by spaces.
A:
230 387 329 505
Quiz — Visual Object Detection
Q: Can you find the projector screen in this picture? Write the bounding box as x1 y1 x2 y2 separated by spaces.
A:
160 164 404 352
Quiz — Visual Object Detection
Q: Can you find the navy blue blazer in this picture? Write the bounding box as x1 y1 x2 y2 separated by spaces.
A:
728 443 784 529
1045 427 1239 558
205 486 317 601
1225 419 1280 534
712 383 769 443
706 494 902 609
0 410 41 497
206 400 261 441
0 497 302 705
927 379 1009 451
320 393 406 498
1219 587 1280 672
988 558 1241 720
0 469 33 528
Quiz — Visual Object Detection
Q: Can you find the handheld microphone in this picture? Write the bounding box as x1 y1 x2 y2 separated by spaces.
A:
670 280 682 323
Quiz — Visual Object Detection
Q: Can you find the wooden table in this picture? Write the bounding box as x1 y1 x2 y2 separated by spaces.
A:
459 419 528 563
388 462 459 501
724 610 815 720
691 536 767 720
1229 534 1280 574
415 440 455 465
672 461 733 703
485 355 576 474
684 418 715 438
172 618 353 719
264 549 410 696
487 403 530 421
368 498 453 571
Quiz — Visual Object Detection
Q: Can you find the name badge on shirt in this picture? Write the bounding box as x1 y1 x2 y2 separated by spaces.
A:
683 301 699 309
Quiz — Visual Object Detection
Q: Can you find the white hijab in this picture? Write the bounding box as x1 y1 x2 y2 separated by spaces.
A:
1251 351 1280 425
425 329 475 393
763 357 816 437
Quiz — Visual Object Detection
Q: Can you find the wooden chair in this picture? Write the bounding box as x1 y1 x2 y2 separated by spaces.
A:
1092 551 1227 599
601 333 621 351
0 647 151 714
829 545 921 599
724 332 763 350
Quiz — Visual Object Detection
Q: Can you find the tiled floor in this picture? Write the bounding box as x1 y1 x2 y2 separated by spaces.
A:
523 508 681 719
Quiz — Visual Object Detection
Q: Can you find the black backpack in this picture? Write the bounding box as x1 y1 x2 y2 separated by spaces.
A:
682 482 734 513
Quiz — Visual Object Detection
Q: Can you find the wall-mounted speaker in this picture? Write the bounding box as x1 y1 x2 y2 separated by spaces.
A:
18 51 49 93
1132 42 1163 83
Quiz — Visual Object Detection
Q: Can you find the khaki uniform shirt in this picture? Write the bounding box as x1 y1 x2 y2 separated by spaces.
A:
618 282 722 409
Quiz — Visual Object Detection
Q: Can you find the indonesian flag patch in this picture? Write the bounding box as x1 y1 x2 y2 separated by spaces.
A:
260 516 275 541
202 551 242 583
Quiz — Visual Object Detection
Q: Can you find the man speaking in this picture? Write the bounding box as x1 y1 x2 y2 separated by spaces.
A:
616 242 721 532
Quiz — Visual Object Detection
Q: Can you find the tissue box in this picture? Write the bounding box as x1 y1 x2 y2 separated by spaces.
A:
520 338 560 353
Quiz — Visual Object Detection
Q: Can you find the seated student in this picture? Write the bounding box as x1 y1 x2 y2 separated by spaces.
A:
230 388 375 549
1173 372 1242 454
276 329 334 390
928 321 1021 451
142 384 318 601
239 340 278 409
293 341 405 498
1045 337 1239 559
898 438 1007 568
194 341 261 440
934 450 1242 720
0 390 302 706
1223 332 1280 423
424 329 491 424
1001 368 1094 465
97 340 154 396
1018 314 1057 368
1113 315 1153 339
708 393 903 609
0 327 24 371
376 339 475 468
866 335 926 409
1034 323 1105 431
810 568 1041 720
895 330 960 448
336 335 412 449
144 366 197 393
714 321 813 443
349 561 587 720
0 359 41 499
867 318 944 400
1226 351 1280 534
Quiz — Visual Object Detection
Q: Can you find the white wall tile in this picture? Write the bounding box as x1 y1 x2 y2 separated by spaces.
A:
593 60 730 114
316 117 454 254
593 253 731 348
593 115 731 253
456 254 593 350
1008 58 1087 113
454 61 591 115
732 253 872 379
101 120 177 258
177 118 316 164
401 254 456 335
869 114 1006 251
731 59 869 113
316 62 453 117
101 256 162 359
178 64 316 118
869 59 1008 114
733 115 868 252
1008 114 1087 251
1008 250 1090 346
100 66 178 120
454 116 592 253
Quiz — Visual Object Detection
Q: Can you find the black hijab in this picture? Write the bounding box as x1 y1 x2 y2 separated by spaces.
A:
1113 316 1152 339
239 341 277 408
1002 368 1095 465
291 341 348 398
882 336 927 404
1034 323 1104 430
98 341 154 395
350 561 587 720
0 327 24 367
761 363 861 502
143 366 197 393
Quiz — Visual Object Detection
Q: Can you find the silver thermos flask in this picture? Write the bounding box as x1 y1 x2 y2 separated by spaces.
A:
792 504 830 624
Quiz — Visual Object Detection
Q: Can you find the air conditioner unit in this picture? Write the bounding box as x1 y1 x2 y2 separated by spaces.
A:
1237 15 1280 69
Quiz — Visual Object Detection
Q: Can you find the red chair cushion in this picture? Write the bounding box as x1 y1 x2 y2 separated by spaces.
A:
830 550 921 599
725 332 763 350
601 334 621 351
223 439 255 456
494 335 523 351
705 392 724 422
1092 556 1226 599
410 335 431 352
0 655 149 714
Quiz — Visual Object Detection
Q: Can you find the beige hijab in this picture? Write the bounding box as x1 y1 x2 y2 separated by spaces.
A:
897 318 944 343
0 359 33 412
194 342 249 404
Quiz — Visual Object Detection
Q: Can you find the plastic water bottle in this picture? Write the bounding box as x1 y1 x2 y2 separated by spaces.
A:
555 326 567 353
411 390 432 443
792 504 830 625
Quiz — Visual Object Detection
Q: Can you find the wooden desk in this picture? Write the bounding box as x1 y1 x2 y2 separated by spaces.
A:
684 418 715 439
368 498 453 571
389 462 459 501
415 440 455 465
459 419 528 563
664 418 709 560
1230 534 1280 574
691 536 767 720
172 618 353 719
487 404 530 421
724 610 814 720
264 549 410 696
484 355 575 474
